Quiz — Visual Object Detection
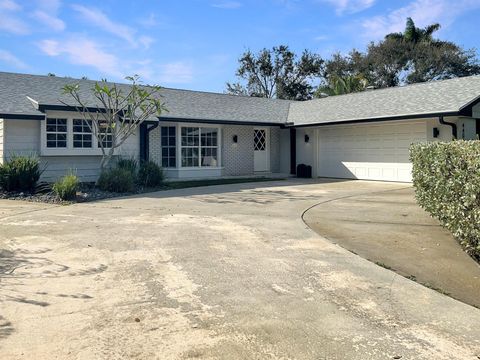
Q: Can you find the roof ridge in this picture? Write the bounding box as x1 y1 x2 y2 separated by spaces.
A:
0 71 292 103
305 75 480 103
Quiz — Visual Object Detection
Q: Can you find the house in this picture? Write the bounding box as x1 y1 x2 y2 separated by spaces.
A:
0 71 479 183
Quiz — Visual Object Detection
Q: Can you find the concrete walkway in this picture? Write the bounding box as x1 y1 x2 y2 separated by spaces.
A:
1 179 479 359
303 186 480 308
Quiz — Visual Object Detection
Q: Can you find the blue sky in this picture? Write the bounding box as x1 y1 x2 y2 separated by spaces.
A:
0 0 479 92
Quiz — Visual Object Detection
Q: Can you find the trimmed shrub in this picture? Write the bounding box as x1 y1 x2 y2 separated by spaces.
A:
410 141 480 260
97 168 135 193
117 157 138 175
138 161 164 187
0 155 42 192
53 173 79 200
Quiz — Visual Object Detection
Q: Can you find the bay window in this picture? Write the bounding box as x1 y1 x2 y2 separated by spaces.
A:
181 127 219 167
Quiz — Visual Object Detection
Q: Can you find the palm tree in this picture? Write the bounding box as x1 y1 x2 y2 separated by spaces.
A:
316 74 368 97
386 17 440 44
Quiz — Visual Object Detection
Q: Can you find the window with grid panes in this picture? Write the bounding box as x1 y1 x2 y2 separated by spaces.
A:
161 126 176 167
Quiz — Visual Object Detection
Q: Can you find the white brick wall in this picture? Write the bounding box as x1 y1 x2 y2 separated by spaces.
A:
222 125 255 176
149 126 161 165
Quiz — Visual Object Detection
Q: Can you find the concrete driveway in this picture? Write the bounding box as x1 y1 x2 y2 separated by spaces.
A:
1 179 479 359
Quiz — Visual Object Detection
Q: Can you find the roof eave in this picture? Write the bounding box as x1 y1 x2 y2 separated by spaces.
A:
293 111 461 128
158 116 286 127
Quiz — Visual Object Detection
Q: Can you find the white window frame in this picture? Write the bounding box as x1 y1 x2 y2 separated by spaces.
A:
72 118 93 149
41 111 115 156
179 125 221 168
45 117 68 149
161 126 177 168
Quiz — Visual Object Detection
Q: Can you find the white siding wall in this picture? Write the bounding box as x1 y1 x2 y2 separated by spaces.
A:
473 103 480 119
279 128 291 174
269 126 280 173
426 116 477 141
4 118 139 182
0 119 4 164
296 127 317 175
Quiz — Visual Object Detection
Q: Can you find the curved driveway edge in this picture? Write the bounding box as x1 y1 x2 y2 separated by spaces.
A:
1 179 480 359
302 186 480 309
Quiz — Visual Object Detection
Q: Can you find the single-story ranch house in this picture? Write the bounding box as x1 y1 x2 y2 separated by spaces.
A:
1 71 480 183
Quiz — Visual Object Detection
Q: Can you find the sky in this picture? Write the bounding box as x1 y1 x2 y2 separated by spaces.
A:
0 0 479 92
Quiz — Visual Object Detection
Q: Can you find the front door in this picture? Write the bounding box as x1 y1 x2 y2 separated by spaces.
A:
253 128 270 172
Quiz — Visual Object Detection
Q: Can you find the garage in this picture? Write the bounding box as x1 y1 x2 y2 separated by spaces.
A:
317 121 427 182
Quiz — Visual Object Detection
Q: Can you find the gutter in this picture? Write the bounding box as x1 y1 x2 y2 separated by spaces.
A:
140 121 160 162
439 116 457 139
293 111 460 128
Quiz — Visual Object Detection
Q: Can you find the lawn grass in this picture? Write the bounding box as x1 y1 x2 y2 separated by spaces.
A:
163 177 286 190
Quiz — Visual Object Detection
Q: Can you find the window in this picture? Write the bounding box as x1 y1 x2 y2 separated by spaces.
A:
46 118 67 148
200 127 218 167
98 121 113 148
254 129 266 151
181 127 199 167
181 127 218 167
161 126 176 168
73 119 92 148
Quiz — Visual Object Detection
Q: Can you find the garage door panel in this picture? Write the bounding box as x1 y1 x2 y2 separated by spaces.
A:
317 122 426 182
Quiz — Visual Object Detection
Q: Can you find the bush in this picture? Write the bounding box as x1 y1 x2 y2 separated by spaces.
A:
116 157 138 175
410 141 480 260
97 168 135 193
53 173 79 200
138 161 164 187
0 155 42 192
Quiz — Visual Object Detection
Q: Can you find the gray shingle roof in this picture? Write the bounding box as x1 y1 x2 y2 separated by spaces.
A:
1 71 479 126
0 72 292 124
288 75 480 126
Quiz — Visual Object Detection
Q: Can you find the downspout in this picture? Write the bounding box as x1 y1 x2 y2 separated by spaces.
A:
439 116 457 140
140 122 160 162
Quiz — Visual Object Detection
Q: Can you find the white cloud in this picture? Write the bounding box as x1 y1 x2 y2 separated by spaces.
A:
314 35 328 41
158 62 194 84
0 0 21 11
32 10 65 31
361 0 480 40
139 36 155 49
322 0 375 15
0 0 29 34
31 0 65 31
38 36 123 77
138 13 158 27
0 49 28 69
211 1 243 9
71 4 137 46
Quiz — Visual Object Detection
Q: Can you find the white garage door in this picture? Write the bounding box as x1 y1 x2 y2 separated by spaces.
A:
317 121 427 182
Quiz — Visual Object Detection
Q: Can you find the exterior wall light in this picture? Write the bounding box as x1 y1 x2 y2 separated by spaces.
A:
233 135 238 143
304 134 310 143
433 127 440 138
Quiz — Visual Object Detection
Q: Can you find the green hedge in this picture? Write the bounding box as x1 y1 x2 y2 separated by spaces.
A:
0 155 42 192
410 141 480 260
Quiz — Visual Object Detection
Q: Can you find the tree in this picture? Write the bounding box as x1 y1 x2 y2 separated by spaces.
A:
386 17 440 44
370 17 480 86
226 45 323 100
321 18 480 89
315 74 368 97
63 75 166 170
